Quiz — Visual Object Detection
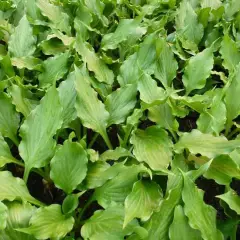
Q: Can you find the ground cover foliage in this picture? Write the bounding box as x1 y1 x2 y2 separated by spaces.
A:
0 0 240 239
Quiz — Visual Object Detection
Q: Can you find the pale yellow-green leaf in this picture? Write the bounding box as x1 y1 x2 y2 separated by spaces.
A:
8 15 36 57
175 130 240 158
131 126 173 171
182 173 224 240
124 180 162 227
17 204 74 240
19 87 63 181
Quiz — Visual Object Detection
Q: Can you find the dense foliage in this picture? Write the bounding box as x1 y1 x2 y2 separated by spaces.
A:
0 0 240 239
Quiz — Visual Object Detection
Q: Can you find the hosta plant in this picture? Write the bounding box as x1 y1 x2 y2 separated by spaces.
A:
0 0 240 239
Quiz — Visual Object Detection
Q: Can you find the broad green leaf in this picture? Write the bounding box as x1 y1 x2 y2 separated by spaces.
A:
175 129 240 158
11 56 42 70
197 89 226 135
26 0 42 21
0 54 15 78
220 35 240 72
50 140 88 194
0 202 36 240
19 87 63 181
131 126 173 171
105 84 137 126
40 38 68 55
225 0 240 20
75 38 114 85
176 1 203 51
84 162 124 189
37 0 71 35
155 38 178 87
225 64 240 127
0 202 7 230
8 15 36 57
146 179 182 240
148 102 179 131
101 18 147 50
100 147 132 161
81 206 141 240
84 0 108 26
124 180 162 228
216 190 240 214
138 73 167 106
190 154 240 185
0 93 20 145
9 84 38 117
183 48 214 94
169 205 202 240
0 171 43 206
74 66 110 145
62 194 79 215
118 34 156 86
93 164 150 208
17 204 74 239
182 173 224 240
201 0 222 9
0 133 16 167
58 72 77 128
38 51 69 87
218 219 240 240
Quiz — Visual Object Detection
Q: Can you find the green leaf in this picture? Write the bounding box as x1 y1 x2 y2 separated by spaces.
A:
75 38 114 85
11 56 42 70
0 171 43 206
0 202 36 240
182 173 224 240
124 180 162 228
155 38 178 87
190 154 240 185
138 73 167 106
225 64 240 128
81 206 140 240
38 51 69 87
183 48 214 94
50 140 88 194
58 72 77 128
176 1 204 51
201 0 222 9
74 66 110 147
169 205 202 240
146 179 182 240
131 126 173 171
105 84 137 126
17 204 74 240
8 15 36 57
0 202 7 230
0 133 17 167
175 129 240 158
148 102 179 131
216 189 240 214
0 93 20 145
84 0 108 27
9 84 38 118
225 0 240 20
197 89 226 135
100 147 132 161
19 87 63 181
101 18 147 50
62 194 79 215
220 35 240 72
118 34 156 86
84 162 124 189
37 0 71 35
93 164 150 208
